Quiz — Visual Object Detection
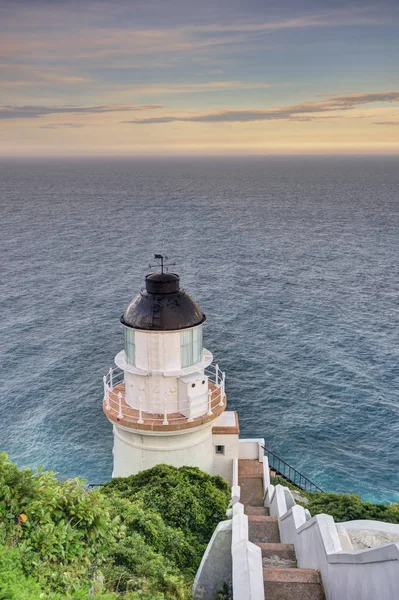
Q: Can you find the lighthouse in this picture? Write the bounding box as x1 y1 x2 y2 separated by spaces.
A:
103 257 240 481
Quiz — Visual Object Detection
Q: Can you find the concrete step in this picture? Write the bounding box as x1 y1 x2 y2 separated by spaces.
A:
245 505 270 516
239 477 264 507
238 459 263 478
248 515 280 544
263 568 325 600
256 543 297 568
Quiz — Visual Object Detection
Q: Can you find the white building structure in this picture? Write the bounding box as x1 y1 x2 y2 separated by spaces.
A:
102 261 399 600
103 267 240 480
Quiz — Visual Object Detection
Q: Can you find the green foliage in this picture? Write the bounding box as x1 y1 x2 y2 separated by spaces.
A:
214 582 232 599
100 464 230 599
0 455 230 600
0 544 43 600
0 452 120 593
102 464 230 560
305 492 399 524
270 474 399 524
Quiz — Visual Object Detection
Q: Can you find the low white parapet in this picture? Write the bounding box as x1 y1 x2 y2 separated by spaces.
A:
232 539 264 600
231 502 264 600
238 438 265 461
269 484 399 600
194 458 264 600
262 455 270 500
192 520 232 600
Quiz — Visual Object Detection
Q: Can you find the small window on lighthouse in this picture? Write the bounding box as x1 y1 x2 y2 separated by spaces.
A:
215 445 225 455
124 328 135 365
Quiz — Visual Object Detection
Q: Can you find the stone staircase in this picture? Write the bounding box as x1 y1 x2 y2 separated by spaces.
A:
238 460 325 600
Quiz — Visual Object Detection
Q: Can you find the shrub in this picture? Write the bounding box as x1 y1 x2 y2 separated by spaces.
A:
102 464 230 558
0 452 120 593
0 544 43 600
0 455 230 599
305 492 399 524
270 474 399 524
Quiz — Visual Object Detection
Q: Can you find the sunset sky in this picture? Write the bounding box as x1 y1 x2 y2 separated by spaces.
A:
2 0 399 155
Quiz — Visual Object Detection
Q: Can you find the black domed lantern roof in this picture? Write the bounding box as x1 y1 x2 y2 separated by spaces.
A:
121 264 206 331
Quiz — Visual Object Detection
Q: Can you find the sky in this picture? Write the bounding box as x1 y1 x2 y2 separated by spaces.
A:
1 0 399 155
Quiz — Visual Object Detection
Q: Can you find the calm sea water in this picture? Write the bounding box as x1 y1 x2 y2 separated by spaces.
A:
0 156 398 503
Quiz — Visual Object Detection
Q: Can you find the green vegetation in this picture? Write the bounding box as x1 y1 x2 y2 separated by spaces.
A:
270 475 399 524
0 454 230 599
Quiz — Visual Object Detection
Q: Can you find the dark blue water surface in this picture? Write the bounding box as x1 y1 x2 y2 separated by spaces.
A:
1 156 398 503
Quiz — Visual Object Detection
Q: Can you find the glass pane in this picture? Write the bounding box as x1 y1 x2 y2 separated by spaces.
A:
181 327 203 367
192 327 203 363
180 329 193 368
124 328 135 365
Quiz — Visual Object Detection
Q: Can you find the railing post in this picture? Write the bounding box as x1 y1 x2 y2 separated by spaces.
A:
104 376 110 410
215 363 219 385
219 372 225 406
109 367 113 391
117 392 123 419
162 395 169 425
207 389 213 416
138 396 144 424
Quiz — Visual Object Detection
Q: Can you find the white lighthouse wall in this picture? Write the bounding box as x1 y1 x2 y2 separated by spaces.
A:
212 433 239 482
124 371 179 414
123 325 207 415
112 422 215 477
134 327 202 373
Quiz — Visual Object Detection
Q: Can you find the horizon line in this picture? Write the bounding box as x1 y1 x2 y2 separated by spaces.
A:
1 152 399 160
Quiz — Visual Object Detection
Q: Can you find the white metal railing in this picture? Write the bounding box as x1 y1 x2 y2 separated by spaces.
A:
103 364 225 426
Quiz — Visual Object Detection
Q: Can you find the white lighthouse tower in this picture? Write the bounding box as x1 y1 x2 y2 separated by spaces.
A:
103 258 240 480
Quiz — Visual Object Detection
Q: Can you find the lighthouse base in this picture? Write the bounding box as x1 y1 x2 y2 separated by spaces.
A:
111 411 240 482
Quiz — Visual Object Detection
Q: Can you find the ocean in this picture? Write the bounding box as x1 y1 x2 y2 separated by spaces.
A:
0 155 398 503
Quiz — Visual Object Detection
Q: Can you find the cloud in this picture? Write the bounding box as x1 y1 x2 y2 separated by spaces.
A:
122 91 399 125
0 6 392 65
0 104 163 120
373 121 399 125
195 10 391 33
39 122 87 129
130 81 274 95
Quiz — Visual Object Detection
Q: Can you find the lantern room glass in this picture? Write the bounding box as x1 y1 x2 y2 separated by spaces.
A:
180 326 203 368
124 328 135 365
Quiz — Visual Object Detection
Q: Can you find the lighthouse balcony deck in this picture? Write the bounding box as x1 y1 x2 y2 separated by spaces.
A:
103 380 226 432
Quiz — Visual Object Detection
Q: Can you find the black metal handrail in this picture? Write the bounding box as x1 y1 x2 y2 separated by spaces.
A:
262 446 324 493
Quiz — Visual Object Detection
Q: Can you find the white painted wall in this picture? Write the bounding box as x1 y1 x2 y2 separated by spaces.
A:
268 484 399 600
231 501 264 600
192 520 232 600
238 438 265 461
193 458 264 600
124 371 179 414
131 326 203 373
212 433 238 483
112 421 215 477
118 325 213 416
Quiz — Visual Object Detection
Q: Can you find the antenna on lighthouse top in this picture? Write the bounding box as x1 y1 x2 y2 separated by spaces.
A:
149 254 176 274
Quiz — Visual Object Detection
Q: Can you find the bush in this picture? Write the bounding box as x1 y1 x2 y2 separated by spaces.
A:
270 474 399 524
0 544 43 600
0 455 230 599
305 492 399 524
102 464 230 561
0 452 120 593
